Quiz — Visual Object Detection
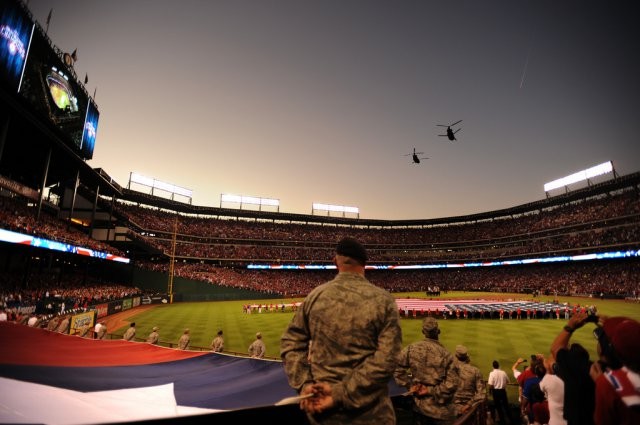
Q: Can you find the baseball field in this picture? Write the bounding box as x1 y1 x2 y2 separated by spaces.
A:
109 291 640 403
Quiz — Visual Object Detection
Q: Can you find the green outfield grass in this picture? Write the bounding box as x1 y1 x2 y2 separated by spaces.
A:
115 291 640 402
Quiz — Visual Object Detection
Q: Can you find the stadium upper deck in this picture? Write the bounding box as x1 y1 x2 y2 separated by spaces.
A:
0 0 638 269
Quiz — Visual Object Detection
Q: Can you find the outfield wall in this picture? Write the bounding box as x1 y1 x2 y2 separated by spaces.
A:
132 268 280 301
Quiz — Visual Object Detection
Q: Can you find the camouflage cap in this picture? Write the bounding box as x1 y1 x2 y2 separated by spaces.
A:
422 317 439 333
455 345 469 359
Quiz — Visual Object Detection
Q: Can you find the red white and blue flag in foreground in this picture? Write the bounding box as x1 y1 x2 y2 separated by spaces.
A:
0 322 298 424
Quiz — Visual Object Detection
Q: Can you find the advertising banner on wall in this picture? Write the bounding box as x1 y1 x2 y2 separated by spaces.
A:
69 311 95 336
94 303 108 319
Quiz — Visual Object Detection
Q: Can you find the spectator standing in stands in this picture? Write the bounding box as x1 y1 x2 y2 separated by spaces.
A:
539 355 567 425
146 326 159 344
517 354 542 410
211 329 224 352
394 316 459 424
452 345 486 417
123 322 136 341
488 360 514 425
550 311 595 425
280 237 402 425
178 328 190 350
522 363 547 424
249 332 265 358
97 322 107 339
511 357 526 403
591 316 640 425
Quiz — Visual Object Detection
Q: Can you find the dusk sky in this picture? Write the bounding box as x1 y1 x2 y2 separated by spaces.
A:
26 0 640 220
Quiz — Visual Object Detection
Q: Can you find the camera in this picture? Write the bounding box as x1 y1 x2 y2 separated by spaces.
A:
585 314 599 323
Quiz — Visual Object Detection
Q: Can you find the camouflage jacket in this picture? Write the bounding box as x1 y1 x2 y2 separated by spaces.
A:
453 360 486 415
280 272 402 425
394 337 459 420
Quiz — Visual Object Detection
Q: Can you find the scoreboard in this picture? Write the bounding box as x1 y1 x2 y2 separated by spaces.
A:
0 0 98 160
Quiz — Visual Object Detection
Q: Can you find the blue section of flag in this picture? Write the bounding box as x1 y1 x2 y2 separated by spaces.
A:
0 353 295 410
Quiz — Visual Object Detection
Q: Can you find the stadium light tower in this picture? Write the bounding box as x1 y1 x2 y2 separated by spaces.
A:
312 203 359 218
220 194 280 212
543 161 617 197
128 172 193 204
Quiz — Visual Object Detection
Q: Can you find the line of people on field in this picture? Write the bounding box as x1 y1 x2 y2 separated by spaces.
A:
120 323 265 359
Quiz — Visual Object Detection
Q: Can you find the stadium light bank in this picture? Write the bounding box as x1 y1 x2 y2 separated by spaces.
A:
312 203 359 219
543 161 617 197
128 172 193 204
220 194 280 212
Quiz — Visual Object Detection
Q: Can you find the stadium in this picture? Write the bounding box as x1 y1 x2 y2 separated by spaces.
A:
1 1 639 424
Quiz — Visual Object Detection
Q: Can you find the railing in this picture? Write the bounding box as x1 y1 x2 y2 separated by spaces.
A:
454 401 489 425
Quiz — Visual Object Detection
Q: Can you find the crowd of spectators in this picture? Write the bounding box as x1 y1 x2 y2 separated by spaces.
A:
136 258 639 299
1 182 638 302
0 194 126 257
0 270 142 317
115 189 639 264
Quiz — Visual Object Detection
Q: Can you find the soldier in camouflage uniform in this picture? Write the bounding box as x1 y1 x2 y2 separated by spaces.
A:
280 237 402 425
452 345 486 417
122 322 136 341
394 316 459 425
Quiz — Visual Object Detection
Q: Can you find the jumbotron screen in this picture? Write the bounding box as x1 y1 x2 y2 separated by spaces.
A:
0 0 33 92
81 99 99 160
1 0 99 161
18 27 89 156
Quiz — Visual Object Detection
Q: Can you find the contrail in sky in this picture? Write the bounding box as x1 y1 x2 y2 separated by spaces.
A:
520 46 532 89
520 26 535 89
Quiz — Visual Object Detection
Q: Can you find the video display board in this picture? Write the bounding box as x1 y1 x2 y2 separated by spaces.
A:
1 0 99 161
81 99 99 160
0 0 33 92
18 27 91 155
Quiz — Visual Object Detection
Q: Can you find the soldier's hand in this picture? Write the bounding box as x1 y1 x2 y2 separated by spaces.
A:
302 382 335 415
413 383 430 397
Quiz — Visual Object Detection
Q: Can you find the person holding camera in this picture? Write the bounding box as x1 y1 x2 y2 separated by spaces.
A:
590 316 640 425
550 310 596 425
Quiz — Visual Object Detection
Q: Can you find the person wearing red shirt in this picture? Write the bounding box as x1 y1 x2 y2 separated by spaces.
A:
591 317 640 425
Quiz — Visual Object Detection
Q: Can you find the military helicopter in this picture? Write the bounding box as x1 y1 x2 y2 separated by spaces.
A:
404 148 429 164
437 120 462 141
